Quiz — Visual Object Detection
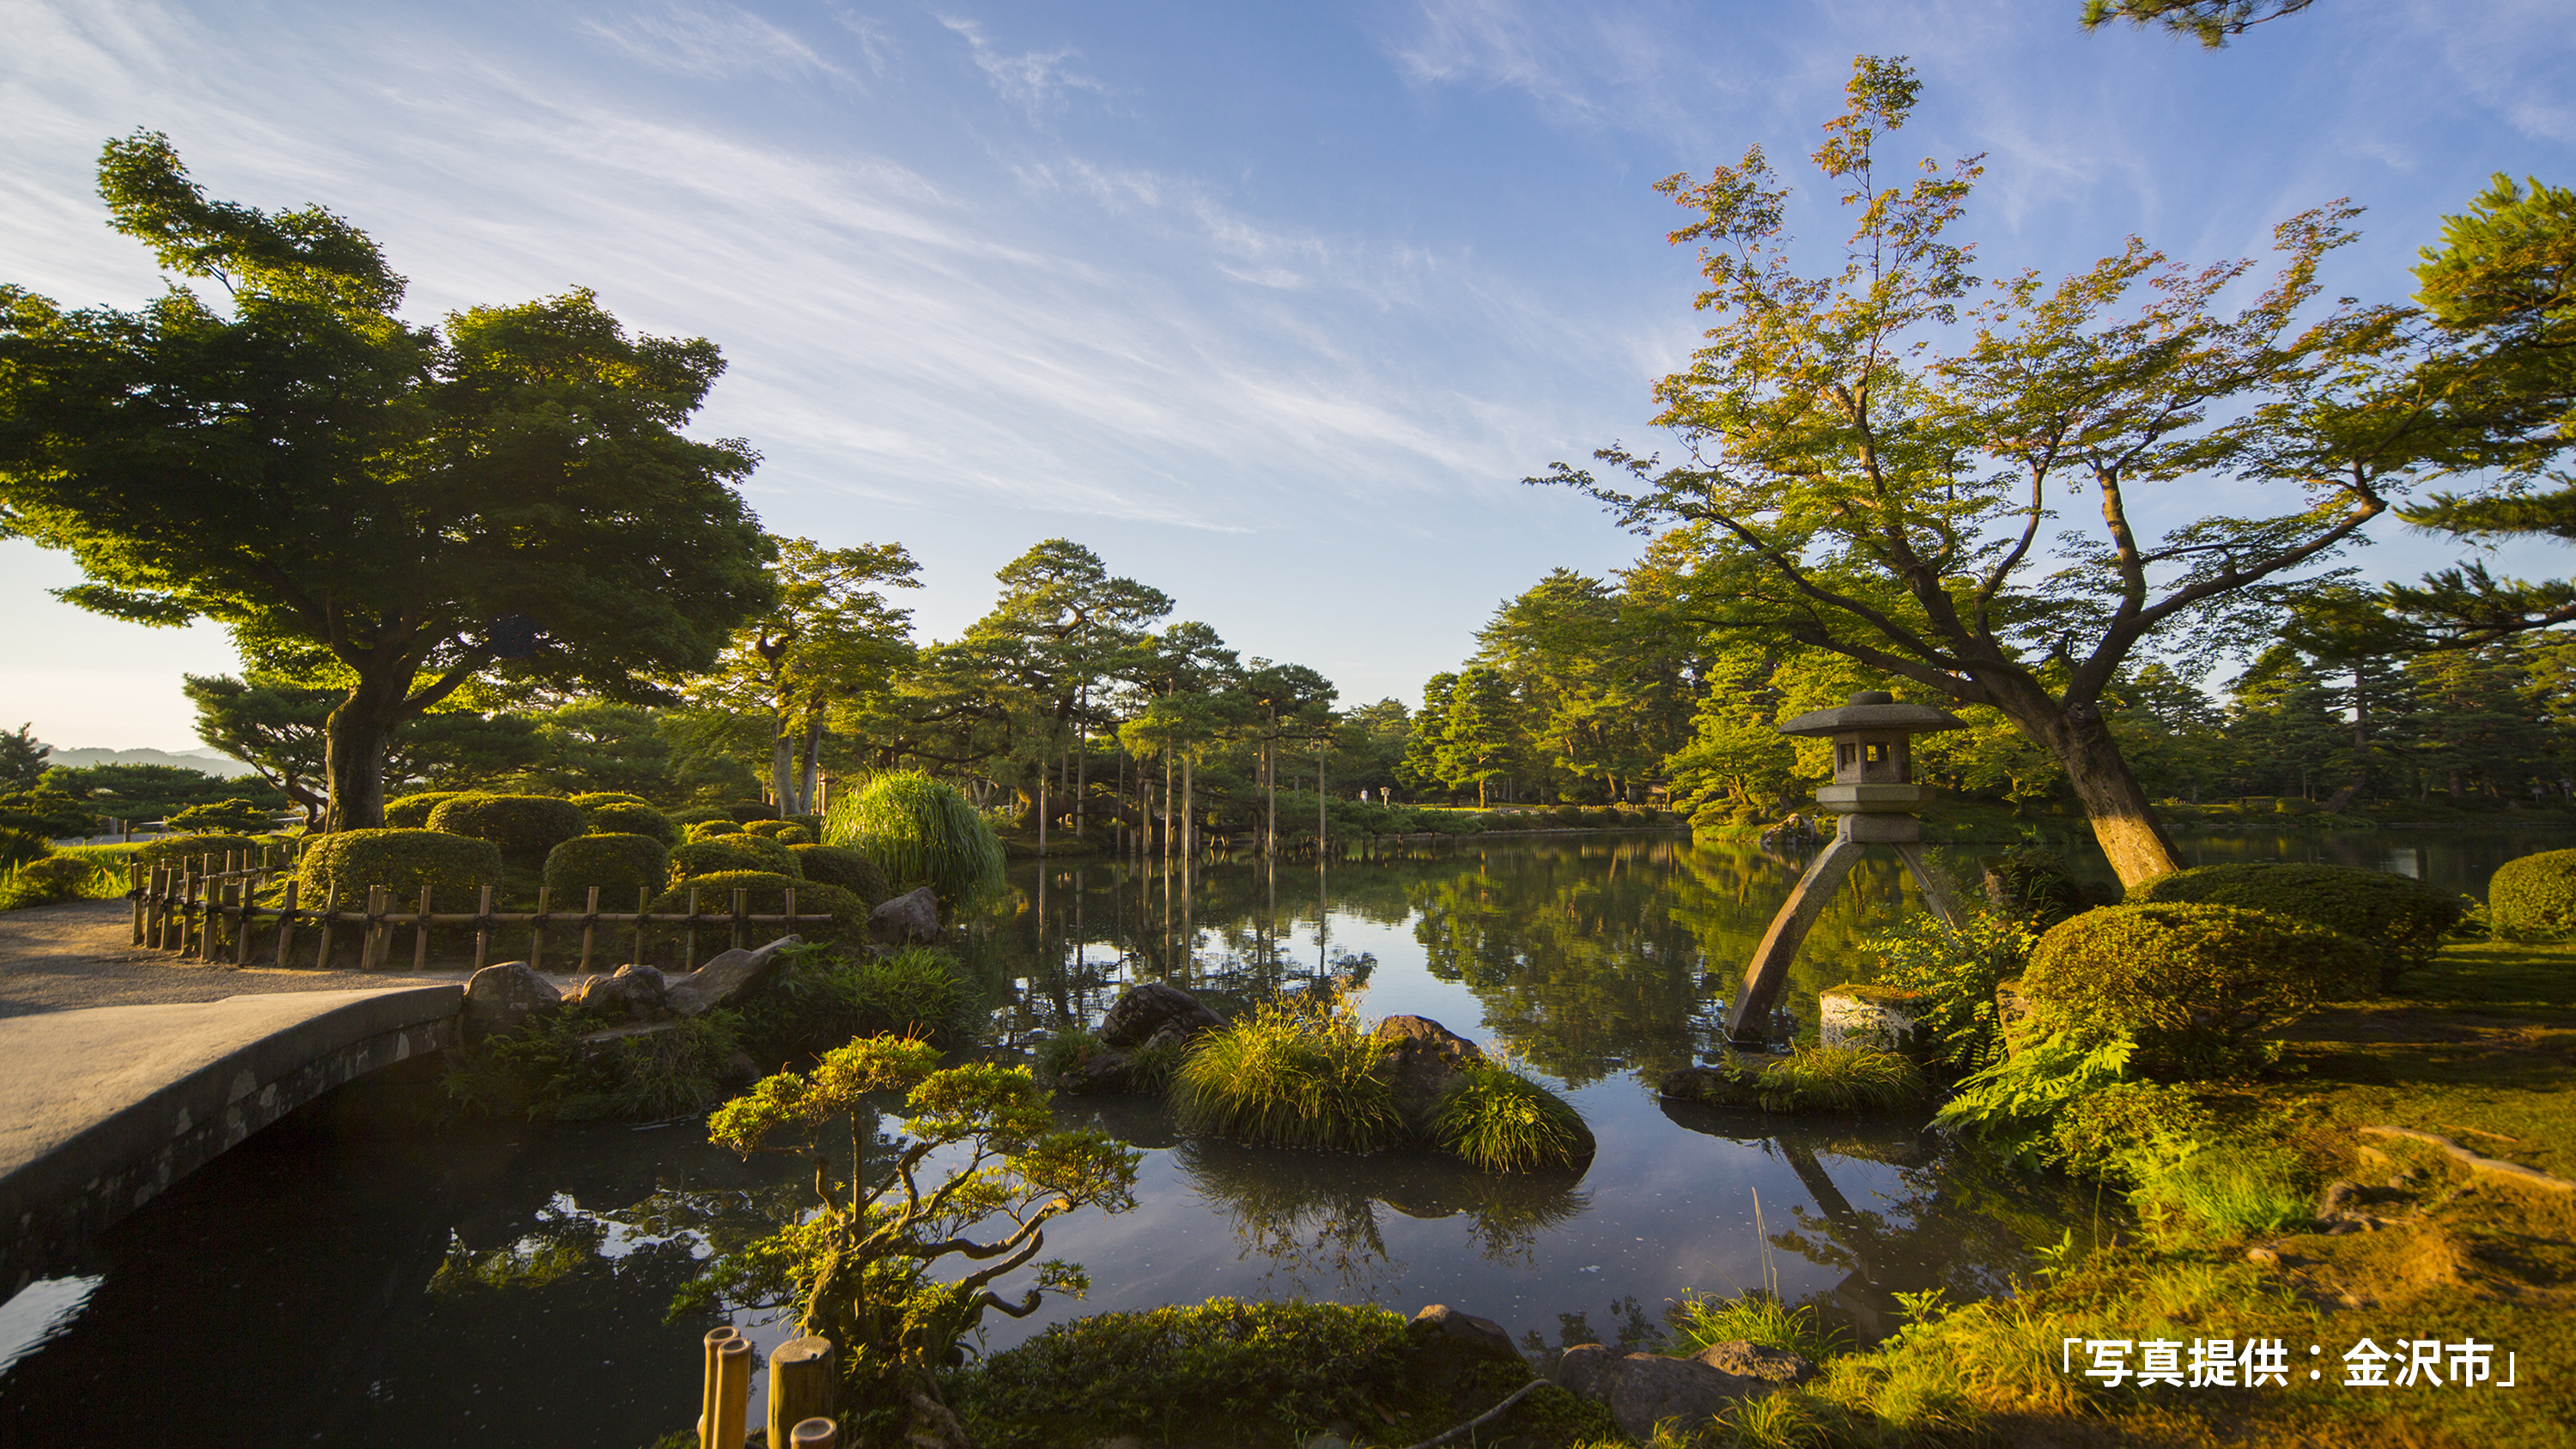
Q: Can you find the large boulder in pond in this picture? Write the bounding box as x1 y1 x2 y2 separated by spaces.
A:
462 961 562 1041
1098 981 1223 1052
1374 1016 1486 1139
1405 1304 1523 1390
869 887 942 947
574 964 669 1022
1052 1047 1135 1096
665 935 801 1016
1553 1343 1813 1440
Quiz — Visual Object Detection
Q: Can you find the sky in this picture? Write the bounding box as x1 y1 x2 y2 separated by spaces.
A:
3 0 2572 751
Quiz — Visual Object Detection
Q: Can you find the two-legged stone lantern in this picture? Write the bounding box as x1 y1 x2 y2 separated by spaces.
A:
1723 690 1968 1046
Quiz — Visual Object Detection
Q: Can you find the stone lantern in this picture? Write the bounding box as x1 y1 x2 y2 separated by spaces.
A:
1722 690 1968 1046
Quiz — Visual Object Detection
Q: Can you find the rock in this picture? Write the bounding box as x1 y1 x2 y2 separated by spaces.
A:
1658 1064 1760 1107
869 887 941 947
1690 1341 1817 1386
1406 1304 1523 1388
665 934 801 1016
1098 981 1224 1052
2245 1246 2280 1266
575 963 669 1021
1375 1016 1486 1138
575 1019 689 1061
1554 1347 1783 1440
1053 1048 1135 1095
462 961 562 1040
2317 1180 2360 1217
1818 985 1928 1056
1137 1020 1204 1058
1553 1343 1619 1403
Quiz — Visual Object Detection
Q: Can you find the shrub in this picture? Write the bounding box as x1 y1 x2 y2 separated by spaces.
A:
738 947 975 1058
2020 902 2372 1076
2488 848 2576 938
1431 1064 1591 1172
135 832 266 870
1758 1042 1928 1112
670 838 769 881
582 800 677 846
741 819 797 839
775 825 813 846
426 794 588 870
824 771 1005 907
1978 842 2093 930
2047 1081 2215 1183
298 829 503 907
1862 909 2038 1073
723 803 778 824
675 832 795 877
667 805 732 828
2128 861 2464 988
787 844 890 904
647 870 867 945
167 799 271 834
1670 1289 1844 1362
440 1006 743 1122
1170 1001 1401 1154
1934 1031 2138 1168
1 854 100 910
542 834 671 907
383 792 460 830
568 791 651 810
687 819 744 840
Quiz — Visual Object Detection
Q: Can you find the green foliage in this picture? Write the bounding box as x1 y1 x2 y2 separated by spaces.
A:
2129 1145 2313 1238
540 833 670 906
568 791 651 809
1170 1000 1401 1154
2045 1081 2215 1183
695 1038 1140 1432
1978 843 2095 930
40 761 277 825
2488 848 2576 937
165 798 270 834
425 793 589 870
0 854 106 911
736 948 977 1061
670 834 796 880
1862 909 2038 1073
1759 1043 1929 1112
824 770 1005 908
2128 861 2466 987
297 828 502 907
955 1299 1418 1449
647 870 866 946
134 832 265 870
0 785 100 843
581 799 677 846
668 805 733 828
1669 1289 1844 1363
742 819 797 839
2021 902 2373 1076
787 844 890 904
689 818 744 839
1431 1064 1591 1172
383 792 460 830
1935 1031 2138 1169
440 1005 743 1122
0 724 45 791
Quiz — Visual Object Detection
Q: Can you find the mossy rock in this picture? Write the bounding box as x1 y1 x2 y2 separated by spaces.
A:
2128 861 2464 987
2023 902 2374 1078
671 835 799 881
543 834 671 907
426 794 588 870
2489 849 2576 938
584 800 678 846
647 870 866 944
788 843 890 904
134 832 266 870
298 829 503 907
382 792 461 831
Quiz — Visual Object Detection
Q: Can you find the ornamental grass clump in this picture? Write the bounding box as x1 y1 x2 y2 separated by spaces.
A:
1669 1288 1844 1362
825 770 1005 909
1170 1001 1401 1154
1758 1042 1928 1113
1431 1064 1592 1172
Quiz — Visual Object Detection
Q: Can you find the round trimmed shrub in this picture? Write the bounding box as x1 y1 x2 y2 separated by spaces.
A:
136 832 264 870
775 825 814 846
427 794 589 869
667 806 732 828
647 870 866 944
724 803 780 824
2489 849 2576 938
544 834 671 907
671 836 800 881
2023 902 2374 1077
789 843 890 904
585 801 678 846
298 829 502 906
2129 862 2465 988
688 820 744 840
568 791 652 811
741 819 797 839
383 792 459 830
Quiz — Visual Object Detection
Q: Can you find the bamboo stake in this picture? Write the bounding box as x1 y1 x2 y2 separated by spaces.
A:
684 887 700 971
276 880 299 967
699 1326 739 1449
315 888 337 970
784 888 797 937
710 1335 753 1449
766 1337 835 1449
633 886 648 968
233 874 253 967
473 883 493 971
731 888 747 951
532 886 550 973
580 886 601 971
146 865 165 949
129 863 145 946
183 860 203 960
414 883 434 972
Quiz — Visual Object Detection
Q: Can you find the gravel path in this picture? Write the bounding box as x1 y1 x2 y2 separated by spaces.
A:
0 898 473 1018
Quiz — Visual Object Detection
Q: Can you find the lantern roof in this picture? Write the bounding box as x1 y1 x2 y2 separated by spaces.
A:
1776 690 1966 739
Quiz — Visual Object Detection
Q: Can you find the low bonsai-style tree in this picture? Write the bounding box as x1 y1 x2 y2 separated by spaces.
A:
697 1037 1140 1446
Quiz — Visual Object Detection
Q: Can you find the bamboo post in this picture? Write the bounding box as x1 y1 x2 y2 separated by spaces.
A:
129 863 145 946
710 1333 753 1449
532 886 550 973
414 883 434 972
634 886 648 969
276 880 299 968
788 1419 836 1448
766 1337 836 1449
182 859 202 960
233 874 253 967
366 885 390 970
580 885 601 971
684 887 700 971
731 888 747 951
146 865 165 949
783 888 797 937
473 883 494 972
699 1326 739 1449
315 888 337 970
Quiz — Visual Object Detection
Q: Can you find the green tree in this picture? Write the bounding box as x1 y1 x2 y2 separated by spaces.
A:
1437 667 1522 808
42 761 282 824
187 672 541 827
2222 646 2348 799
2079 0 2317 46
1236 660 1337 853
0 724 46 791
1397 671 1459 800
1540 58 2434 887
1475 567 1695 802
0 134 775 832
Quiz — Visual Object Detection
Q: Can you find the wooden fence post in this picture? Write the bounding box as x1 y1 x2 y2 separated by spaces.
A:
684 887 701 971
233 873 254 967
414 883 434 972
767 1337 835 1449
364 885 388 970
784 888 797 938
532 886 550 973
183 859 203 961
474 883 494 972
731 888 748 951
699 1326 735 1449
275 880 299 968
580 886 601 972
633 886 648 968
129 863 145 946
315 888 337 970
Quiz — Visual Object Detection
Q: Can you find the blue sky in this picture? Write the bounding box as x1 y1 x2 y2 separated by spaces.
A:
3 0 2571 750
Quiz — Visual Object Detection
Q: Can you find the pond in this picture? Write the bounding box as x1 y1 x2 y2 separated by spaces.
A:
3 823 2563 1446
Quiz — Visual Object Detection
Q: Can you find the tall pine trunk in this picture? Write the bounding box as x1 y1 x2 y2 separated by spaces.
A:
323 671 411 833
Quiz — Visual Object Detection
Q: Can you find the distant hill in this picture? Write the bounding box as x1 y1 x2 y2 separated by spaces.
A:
39 745 260 779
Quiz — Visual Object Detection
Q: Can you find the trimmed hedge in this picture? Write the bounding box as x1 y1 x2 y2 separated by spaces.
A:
543 834 671 906
667 806 732 828
687 820 744 840
427 794 589 869
724 803 780 824
776 825 814 846
136 832 265 870
585 800 679 846
671 835 799 881
647 870 867 944
741 819 797 839
298 829 503 906
568 791 652 810
2128 861 2464 988
788 843 890 905
383 792 460 830
2022 902 2374 1077
2489 849 2576 938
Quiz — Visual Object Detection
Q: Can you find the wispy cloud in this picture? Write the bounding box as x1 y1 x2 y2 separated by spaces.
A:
582 3 849 82
937 15 1109 118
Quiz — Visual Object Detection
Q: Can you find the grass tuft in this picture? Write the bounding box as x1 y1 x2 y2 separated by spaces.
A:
1668 1288 1844 1364
1432 1064 1591 1172
2129 1146 2312 1238
1759 1043 1928 1113
1170 1000 1400 1153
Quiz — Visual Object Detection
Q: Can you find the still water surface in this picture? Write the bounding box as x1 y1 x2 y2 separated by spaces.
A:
2 824 2562 1446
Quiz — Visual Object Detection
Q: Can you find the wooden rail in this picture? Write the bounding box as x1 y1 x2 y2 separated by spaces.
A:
126 850 812 973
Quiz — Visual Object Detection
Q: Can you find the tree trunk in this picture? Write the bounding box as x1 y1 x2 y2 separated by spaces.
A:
797 718 824 815
322 673 410 833
2009 699 2184 888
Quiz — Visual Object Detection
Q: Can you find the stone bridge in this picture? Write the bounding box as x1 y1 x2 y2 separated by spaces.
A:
0 985 461 1295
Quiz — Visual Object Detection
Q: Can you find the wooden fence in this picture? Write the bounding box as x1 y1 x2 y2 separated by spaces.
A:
127 849 817 974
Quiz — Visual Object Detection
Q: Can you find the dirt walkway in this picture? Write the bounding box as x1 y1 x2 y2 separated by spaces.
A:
0 899 473 1017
